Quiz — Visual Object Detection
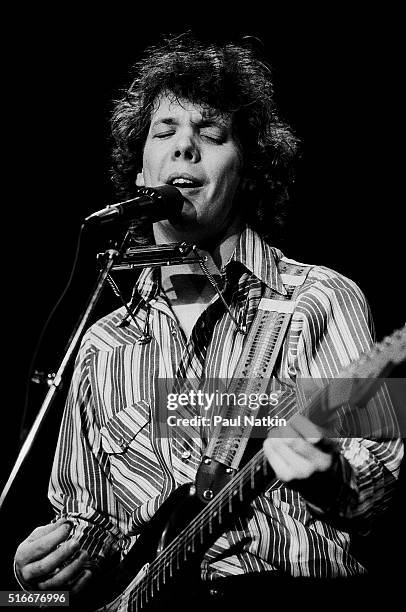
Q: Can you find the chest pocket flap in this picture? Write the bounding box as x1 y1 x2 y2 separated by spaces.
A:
100 400 150 454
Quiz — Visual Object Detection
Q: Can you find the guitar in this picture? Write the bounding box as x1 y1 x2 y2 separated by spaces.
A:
93 326 406 611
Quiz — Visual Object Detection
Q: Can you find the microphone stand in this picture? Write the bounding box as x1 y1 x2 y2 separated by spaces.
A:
0 231 204 510
0 247 119 510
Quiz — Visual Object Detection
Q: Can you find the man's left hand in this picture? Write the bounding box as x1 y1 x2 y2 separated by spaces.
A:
263 413 333 482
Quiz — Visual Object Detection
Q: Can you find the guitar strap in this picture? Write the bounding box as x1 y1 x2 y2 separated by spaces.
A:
198 258 313 479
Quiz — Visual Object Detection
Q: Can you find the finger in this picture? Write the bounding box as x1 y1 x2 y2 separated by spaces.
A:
20 539 81 584
20 522 74 564
70 569 93 596
289 413 323 442
275 431 335 471
266 429 316 457
15 521 73 573
269 414 337 461
26 519 70 543
264 439 301 481
37 550 89 590
264 440 333 482
279 440 332 475
266 423 297 440
278 435 332 466
273 435 310 457
264 440 315 482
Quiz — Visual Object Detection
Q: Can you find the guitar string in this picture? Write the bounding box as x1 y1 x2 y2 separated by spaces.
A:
128 369 377 605
129 369 385 605
127 330 404 606
129 370 379 606
128 448 269 606
133 380 337 592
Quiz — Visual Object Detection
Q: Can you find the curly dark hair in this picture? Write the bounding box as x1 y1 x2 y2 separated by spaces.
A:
111 33 299 245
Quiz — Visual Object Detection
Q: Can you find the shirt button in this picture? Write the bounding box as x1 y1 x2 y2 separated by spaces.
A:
181 450 191 460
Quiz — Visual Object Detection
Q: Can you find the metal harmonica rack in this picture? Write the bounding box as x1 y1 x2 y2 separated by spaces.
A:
97 242 206 270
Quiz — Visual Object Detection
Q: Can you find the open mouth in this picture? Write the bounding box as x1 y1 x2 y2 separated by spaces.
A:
167 175 203 189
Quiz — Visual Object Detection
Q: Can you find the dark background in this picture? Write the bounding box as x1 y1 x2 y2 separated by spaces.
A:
1 6 404 592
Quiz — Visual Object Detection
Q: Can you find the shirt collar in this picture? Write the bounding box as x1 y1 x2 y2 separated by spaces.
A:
226 226 287 295
134 225 287 302
133 266 160 303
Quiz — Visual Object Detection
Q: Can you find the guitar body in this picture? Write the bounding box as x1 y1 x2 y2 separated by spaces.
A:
94 483 209 611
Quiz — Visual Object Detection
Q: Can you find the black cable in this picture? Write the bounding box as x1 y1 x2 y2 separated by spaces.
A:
18 224 85 443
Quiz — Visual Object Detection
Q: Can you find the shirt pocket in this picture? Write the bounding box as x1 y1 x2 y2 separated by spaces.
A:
99 401 166 513
100 400 150 454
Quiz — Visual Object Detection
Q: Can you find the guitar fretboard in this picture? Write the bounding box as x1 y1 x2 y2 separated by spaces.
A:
129 448 271 609
124 325 406 610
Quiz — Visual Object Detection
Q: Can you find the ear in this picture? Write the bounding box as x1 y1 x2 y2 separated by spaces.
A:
135 170 145 187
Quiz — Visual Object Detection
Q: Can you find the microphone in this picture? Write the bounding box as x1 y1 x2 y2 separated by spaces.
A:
84 185 183 226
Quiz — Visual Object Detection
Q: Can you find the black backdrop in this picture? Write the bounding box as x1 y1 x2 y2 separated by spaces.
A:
1 7 404 592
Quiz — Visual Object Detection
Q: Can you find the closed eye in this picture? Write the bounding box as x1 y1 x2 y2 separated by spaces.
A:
201 134 223 143
153 131 175 139
200 129 226 144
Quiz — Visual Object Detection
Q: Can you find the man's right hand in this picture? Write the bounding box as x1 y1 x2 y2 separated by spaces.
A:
14 519 93 595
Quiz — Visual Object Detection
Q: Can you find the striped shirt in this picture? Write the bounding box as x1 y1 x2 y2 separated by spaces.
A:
49 226 402 606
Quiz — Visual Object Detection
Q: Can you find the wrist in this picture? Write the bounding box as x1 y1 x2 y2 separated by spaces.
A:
290 451 352 514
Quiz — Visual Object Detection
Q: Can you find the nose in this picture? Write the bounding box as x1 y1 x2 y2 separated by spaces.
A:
172 131 201 163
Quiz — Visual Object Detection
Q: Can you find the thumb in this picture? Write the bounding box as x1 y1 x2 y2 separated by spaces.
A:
27 518 70 542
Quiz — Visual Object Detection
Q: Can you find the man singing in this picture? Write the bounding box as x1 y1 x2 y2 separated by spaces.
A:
14 33 402 610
